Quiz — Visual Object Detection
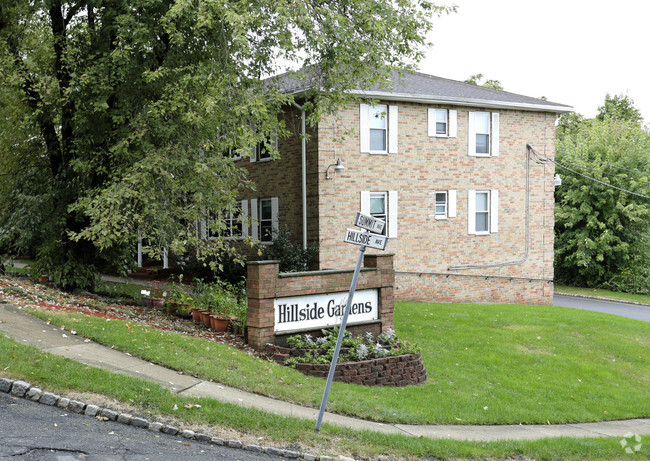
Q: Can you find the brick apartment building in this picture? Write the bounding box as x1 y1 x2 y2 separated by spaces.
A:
225 71 572 305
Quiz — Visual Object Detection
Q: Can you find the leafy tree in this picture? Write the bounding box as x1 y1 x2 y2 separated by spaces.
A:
464 73 504 91
0 0 450 290
554 117 650 293
596 93 643 126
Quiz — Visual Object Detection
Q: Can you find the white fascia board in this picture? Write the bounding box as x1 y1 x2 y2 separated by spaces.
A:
349 90 574 114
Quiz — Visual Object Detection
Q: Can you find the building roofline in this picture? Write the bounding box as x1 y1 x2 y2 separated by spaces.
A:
347 90 574 113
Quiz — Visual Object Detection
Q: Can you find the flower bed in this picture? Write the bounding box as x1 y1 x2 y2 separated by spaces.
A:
266 328 427 386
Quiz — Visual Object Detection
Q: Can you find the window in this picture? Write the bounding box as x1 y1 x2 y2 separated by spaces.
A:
223 201 245 238
360 103 398 153
360 191 398 238
435 192 447 217
250 197 278 242
468 190 499 234
250 135 277 163
369 105 387 151
428 109 458 137
202 200 248 240
468 112 499 156
370 192 387 235
429 190 457 220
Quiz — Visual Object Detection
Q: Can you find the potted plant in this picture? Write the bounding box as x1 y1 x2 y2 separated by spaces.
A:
166 276 194 319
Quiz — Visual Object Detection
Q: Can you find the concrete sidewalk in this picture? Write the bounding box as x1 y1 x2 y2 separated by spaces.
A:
1 302 649 442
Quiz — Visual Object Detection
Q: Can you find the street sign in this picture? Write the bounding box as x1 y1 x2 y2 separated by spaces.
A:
344 228 388 250
354 212 385 234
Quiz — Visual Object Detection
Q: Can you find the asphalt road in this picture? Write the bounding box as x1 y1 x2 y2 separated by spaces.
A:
554 295 650 322
0 392 273 461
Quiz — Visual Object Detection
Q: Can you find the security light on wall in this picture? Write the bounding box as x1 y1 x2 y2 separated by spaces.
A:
554 174 562 187
325 158 345 179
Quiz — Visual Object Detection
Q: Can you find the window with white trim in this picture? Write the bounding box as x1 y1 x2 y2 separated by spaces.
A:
428 109 457 137
250 135 277 163
360 103 398 154
250 197 279 242
468 112 499 157
467 190 499 234
202 200 249 240
429 190 457 220
360 190 398 238
222 201 246 238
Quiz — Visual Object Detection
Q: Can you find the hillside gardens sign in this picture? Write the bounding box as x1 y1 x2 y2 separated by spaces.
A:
315 212 388 431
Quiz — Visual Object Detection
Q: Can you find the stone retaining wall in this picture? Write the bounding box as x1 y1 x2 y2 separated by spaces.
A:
266 346 426 386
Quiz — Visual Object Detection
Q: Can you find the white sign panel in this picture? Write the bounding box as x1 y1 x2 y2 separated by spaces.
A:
354 212 385 234
344 228 388 250
274 289 378 333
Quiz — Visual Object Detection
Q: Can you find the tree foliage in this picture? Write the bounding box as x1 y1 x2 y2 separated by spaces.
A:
596 93 643 126
464 73 504 91
0 0 450 289
555 109 650 293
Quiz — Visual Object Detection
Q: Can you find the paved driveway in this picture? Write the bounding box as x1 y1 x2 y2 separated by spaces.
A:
554 295 650 322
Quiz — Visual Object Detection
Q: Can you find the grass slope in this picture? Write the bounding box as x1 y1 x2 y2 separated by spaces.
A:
27 301 650 425
0 334 646 461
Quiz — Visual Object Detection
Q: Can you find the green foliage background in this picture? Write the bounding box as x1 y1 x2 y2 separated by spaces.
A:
554 96 650 293
0 0 450 289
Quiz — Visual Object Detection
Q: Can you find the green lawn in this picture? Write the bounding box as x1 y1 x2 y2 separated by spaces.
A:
27 300 650 425
1 334 646 461
555 285 650 305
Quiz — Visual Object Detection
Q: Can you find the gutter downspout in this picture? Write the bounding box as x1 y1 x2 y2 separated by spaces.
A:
292 102 308 250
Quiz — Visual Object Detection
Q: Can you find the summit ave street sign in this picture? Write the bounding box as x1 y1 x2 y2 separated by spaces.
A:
354 212 385 234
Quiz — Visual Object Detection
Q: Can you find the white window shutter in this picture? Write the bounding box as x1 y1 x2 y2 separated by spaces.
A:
491 113 500 156
448 189 457 218
240 200 249 237
200 217 207 239
468 112 476 156
467 190 476 234
388 191 398 238
360 103 370 153
271 197 279 238
427 108 435 137
388 105 398 153
360 191 370 214
250 198 258 240
449 110 458 138
490 190 499 233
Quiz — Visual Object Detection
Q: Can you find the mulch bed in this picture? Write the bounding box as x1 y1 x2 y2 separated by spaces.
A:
0 276 256 354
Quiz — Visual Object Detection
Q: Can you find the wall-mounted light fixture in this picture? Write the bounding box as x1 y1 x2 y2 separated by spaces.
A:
325 158 345 179
554 174 562 187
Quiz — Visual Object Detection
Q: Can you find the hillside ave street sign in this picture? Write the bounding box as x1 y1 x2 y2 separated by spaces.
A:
354 212 385 234
344 228 388 250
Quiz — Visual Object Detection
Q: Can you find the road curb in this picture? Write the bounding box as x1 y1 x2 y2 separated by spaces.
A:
0 377 344 461
555 292 650 309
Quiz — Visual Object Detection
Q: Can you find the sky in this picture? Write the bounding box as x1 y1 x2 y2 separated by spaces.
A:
419 0 650 121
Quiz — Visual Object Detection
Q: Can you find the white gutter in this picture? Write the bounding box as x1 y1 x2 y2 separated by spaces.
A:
292 102 308 250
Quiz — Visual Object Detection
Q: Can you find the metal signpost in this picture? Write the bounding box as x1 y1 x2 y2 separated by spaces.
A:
315 213 387 431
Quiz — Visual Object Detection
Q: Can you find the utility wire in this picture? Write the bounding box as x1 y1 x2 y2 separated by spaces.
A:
529 145 650 200
556 149 650 178
556 158 650 187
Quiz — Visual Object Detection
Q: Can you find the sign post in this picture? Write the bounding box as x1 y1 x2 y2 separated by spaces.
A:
315 213 386 431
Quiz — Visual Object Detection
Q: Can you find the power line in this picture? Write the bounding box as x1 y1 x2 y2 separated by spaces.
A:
529 146 650 200
557 149 650 178
556 158 650 187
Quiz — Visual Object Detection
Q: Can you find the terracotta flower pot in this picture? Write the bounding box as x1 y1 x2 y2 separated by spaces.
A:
145 297 164 309
192 308 205 323
210 315 230 332
199 310 212 328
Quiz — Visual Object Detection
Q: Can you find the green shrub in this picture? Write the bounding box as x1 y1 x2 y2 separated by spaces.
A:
263 227 318 273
